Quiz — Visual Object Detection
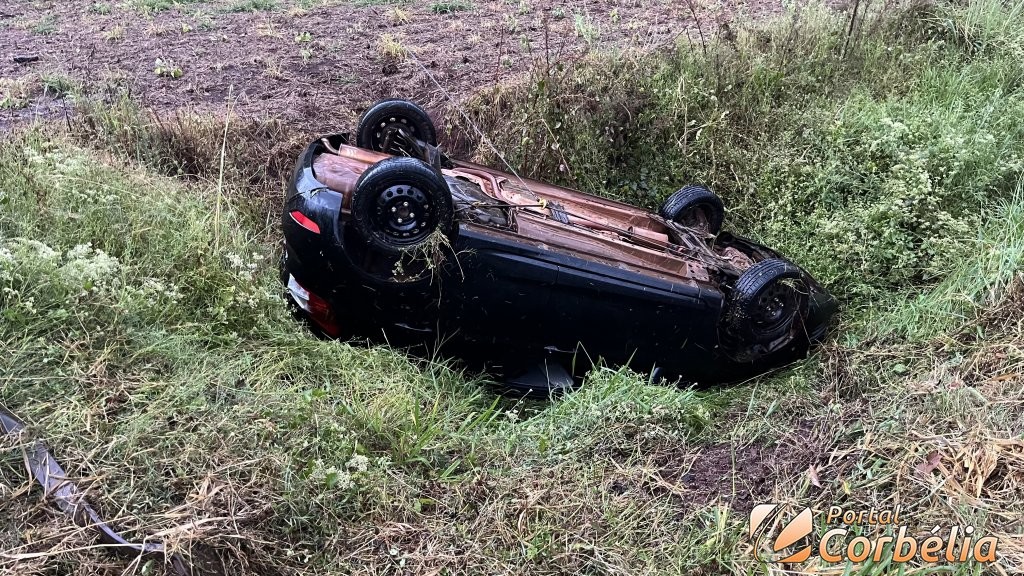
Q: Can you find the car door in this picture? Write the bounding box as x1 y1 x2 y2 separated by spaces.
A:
544 258 718 374
437 227 558 363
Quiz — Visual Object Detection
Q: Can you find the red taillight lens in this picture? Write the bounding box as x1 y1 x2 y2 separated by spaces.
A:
289 210 321 234
286 275 340 337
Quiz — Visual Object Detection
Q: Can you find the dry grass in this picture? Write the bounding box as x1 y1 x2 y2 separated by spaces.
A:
0 77 35 110
386 7 409 24
377 33 409 59
71 96 307 222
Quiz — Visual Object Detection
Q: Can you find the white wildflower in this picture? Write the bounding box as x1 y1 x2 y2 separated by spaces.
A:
62 245 121 295
67 243 93 260
347 454 370 473
13 238 58 260
226 253 246 270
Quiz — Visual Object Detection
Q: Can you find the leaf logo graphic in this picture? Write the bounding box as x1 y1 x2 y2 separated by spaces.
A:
749 504 814 563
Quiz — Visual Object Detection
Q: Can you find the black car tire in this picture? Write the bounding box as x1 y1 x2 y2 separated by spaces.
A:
356 99 438 156
660 185 725 235
351 157 455 256
726 258 808 345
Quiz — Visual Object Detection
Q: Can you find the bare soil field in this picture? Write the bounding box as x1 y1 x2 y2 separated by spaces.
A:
1 0 779 131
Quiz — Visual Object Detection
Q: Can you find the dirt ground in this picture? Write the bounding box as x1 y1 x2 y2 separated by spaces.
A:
0 0 781 132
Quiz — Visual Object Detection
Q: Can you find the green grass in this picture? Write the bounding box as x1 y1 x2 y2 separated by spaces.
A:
29 14 57 34
430 0 472 14
224 0 279 12
573 11 600 44
88 2 112 14
39 73 78 98
2 1 1024 574
127 0 204 13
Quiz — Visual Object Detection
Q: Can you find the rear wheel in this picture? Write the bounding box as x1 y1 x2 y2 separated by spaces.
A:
725 258 808 347
660 185 725 235
356 99 437 156
351 156 454 255
346 157 455 287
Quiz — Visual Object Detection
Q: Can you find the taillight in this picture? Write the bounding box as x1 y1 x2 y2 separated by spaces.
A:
286 275 340 337
289 210 321 234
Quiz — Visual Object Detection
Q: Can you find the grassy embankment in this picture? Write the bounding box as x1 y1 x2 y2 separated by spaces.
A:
2 1 1023 574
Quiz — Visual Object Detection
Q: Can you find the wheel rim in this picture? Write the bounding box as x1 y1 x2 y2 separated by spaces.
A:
752 281 799 335
372 116 419 155
371 184 433 246
679 204 714 233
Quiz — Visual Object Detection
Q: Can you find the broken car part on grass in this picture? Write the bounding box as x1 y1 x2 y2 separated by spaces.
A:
281 99 838 394
0 406 192 576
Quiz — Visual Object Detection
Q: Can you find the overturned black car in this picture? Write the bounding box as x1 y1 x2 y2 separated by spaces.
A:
281 99 837 393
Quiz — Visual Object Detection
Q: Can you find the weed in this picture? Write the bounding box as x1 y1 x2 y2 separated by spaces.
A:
88 2 112 14
30 14 57 35
390 229 460 283
353 0 408 6
431 0 472 14
146 23 173 36
377 33 408 59
39 74 77 98
573 11 599 44
386 7 409 24
193 12 216 30
153 58 183 79
0 97 22 111
225 0 278 12
255 19 281 37
0 79 32 110
103 25 124 41
296 0 342 7
262 57 283 78
128 0 203 13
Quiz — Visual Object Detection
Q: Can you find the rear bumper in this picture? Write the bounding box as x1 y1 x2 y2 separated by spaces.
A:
283 139 344 245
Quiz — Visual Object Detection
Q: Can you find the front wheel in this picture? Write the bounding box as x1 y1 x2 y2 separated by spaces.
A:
724 258 809 347
351 156 455 256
